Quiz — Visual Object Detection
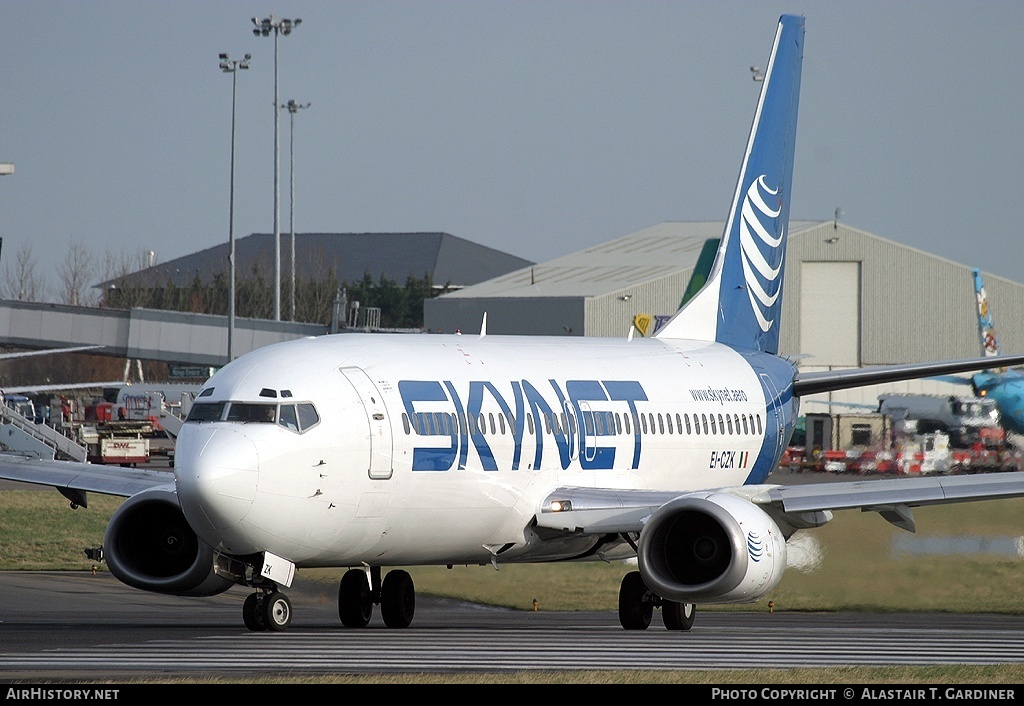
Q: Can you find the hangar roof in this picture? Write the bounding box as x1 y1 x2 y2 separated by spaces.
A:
99 232 534 290
439 221 824 299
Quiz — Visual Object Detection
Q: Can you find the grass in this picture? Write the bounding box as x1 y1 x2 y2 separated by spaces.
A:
6 488 1024 683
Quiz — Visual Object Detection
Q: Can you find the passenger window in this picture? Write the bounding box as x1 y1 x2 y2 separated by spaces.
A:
402 413 411 435
278 404 299 431
702 414 709 435
710 415 717 435
726 415 734 435
527 412 535 435
693 414 700 435
684 414 692 434
640 414 648 435
657 414 664 435
742 415 749 434
623 413 631 435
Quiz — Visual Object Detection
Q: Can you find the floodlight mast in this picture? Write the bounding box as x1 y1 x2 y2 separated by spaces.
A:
282 99 311 322
219 52 251 362
251 14 302 321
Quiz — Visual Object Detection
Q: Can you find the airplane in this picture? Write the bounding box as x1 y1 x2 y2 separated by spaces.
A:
5 14 1024 634
934 269 1024 436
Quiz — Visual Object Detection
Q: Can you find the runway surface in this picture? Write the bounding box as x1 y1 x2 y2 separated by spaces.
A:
3 571 1024 680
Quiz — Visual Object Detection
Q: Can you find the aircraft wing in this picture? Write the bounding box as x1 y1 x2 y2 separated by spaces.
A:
0 454 173 506
0 345 103 360
2 381 125 394
793 352 1024 396
537 472 1024 536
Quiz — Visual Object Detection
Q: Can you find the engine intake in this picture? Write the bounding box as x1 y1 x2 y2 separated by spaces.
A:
637 493 786 604
104 486 235 597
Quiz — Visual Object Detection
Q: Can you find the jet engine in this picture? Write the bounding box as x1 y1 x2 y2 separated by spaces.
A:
637 492 786 604
104 485 235 597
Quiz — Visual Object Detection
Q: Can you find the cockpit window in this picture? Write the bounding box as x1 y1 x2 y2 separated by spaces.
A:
277 402 320 433
297 403 320 431
278 404 299 431
186 402 226 422
226 403 277 423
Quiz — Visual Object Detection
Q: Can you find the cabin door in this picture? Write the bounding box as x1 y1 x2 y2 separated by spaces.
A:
340 367 394 480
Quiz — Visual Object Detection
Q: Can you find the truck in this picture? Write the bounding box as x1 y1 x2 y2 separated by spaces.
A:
877 394 1004 449
77 401 153 465
796 412 897 473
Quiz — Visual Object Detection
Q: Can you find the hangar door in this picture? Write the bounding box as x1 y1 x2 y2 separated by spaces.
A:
799 262 861 367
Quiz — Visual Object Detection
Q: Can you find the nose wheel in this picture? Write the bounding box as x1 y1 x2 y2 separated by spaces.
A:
243 589 293 632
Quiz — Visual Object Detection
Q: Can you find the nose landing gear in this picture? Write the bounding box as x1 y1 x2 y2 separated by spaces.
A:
243 588 293 632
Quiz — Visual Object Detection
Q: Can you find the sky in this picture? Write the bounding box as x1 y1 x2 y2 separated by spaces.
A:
3 1 1024 299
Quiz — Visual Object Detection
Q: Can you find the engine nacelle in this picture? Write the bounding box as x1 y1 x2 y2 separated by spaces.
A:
637 492 786 604
104 485 235 597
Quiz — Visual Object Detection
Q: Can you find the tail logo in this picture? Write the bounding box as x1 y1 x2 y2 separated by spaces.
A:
739 175 784 332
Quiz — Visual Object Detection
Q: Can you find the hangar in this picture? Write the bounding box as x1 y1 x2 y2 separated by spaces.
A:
424 220 1024 414
102 231 534 291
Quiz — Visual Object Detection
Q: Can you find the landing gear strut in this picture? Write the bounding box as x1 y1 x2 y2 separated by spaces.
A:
617 570 695 631
242 588 293 632
338 566 416 629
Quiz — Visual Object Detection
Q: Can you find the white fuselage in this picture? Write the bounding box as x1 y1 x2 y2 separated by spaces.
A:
174 333 784 568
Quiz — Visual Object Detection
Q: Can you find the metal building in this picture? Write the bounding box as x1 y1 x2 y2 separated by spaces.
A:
100 232 534 291
425 220 1024 413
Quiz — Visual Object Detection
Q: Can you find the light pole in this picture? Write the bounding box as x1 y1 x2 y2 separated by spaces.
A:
219 52 251 362
251 14 302 321
283 99 310 321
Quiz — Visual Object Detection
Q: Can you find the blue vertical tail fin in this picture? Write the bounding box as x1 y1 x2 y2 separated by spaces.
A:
973 268 1001 358
655 14 804 354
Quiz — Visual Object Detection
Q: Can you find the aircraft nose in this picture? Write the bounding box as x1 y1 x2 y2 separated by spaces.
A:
175 427 259 535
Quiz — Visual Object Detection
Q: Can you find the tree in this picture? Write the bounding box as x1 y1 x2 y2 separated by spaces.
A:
57 240 96 306
2 242 46 302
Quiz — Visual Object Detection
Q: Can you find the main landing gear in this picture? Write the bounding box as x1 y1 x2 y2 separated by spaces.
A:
338 566 416 629
617 570 695 631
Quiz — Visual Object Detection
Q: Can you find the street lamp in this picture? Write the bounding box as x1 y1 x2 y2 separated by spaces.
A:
219 52 251 362
251 14 302 321
283 99 310 321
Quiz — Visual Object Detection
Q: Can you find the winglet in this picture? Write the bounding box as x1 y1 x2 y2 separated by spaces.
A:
655 14 804 355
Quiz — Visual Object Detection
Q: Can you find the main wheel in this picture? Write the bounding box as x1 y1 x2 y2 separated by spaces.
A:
617 571 653 630
380 569 416 629
262 591 292 632
662 601 695 631
242 592 266 632
338 568 373 628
